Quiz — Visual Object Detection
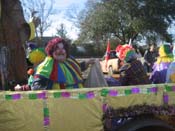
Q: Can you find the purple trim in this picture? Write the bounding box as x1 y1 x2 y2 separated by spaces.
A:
172 86 175 91
102 103 108 112
109 90 118 96
12 94 21 100
163 94 169 104
86 92 95 99
61 92 71 98
43 117 50 126
131 88 140 94
150 87 158 93
37 92 46 99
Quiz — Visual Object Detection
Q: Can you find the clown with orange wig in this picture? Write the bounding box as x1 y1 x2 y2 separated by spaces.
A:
116 44 150 86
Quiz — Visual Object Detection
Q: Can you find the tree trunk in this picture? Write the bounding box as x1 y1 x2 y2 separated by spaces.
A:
0 0 29 89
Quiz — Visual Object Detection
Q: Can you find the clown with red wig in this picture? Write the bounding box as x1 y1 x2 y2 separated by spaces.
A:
31 37 89 90
116 44 150 86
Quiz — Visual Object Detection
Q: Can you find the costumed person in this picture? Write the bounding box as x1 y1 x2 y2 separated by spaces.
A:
166 45 175 83
116 44 150 86
0 0 40 90
150 44 173 84
26 42 37 69
15 47 46 91
143 44 157 73
27 47 46 86
30 37 94 90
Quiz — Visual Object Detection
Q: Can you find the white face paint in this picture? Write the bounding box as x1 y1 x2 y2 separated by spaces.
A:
53 43 67 62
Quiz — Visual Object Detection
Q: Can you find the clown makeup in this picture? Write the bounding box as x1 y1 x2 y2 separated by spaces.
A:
52 42 67 62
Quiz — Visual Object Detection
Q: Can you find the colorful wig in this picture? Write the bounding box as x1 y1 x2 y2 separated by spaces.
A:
116 44 137 62
45 37 69 57
156 44 173 64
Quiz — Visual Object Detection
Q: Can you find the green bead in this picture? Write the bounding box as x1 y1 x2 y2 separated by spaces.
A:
5 95 12 100
101 89 109 97
29 93 37 99
43 108 49 117
78 93 86 99
53 92 61 98
165 85 172 91
124 89 131 95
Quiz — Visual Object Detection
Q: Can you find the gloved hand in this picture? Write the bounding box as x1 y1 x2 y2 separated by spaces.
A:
14 84 31 91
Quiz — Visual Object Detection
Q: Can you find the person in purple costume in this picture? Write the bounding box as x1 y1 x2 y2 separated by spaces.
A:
149 44 173 84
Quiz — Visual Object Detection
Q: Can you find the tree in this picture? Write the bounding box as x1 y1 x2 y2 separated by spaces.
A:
56 23 68 39
0 0 36 89
21 0 55 38
78 0 175 45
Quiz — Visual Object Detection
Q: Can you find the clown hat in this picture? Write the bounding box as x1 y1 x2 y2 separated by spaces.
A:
159 44 172 57
156 44 173 64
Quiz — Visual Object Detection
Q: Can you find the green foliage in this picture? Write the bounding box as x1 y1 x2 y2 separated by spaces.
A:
78 0 175 45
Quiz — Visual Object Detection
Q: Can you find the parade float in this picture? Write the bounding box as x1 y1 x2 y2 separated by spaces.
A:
0 83 175 131
0 1 175 131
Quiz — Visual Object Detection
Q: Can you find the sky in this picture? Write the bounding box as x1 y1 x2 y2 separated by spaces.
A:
21 0 175 43
20 0 87 40
42 0 87 40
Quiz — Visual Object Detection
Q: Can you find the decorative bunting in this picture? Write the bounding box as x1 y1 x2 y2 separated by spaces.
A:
2 84 175 101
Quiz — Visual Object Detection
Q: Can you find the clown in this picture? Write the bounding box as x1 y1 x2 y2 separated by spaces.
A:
31 37 93 90
150 44 173 84
116 44 150 86
14 46 46 91
27 47 46 86
147 44 173 84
